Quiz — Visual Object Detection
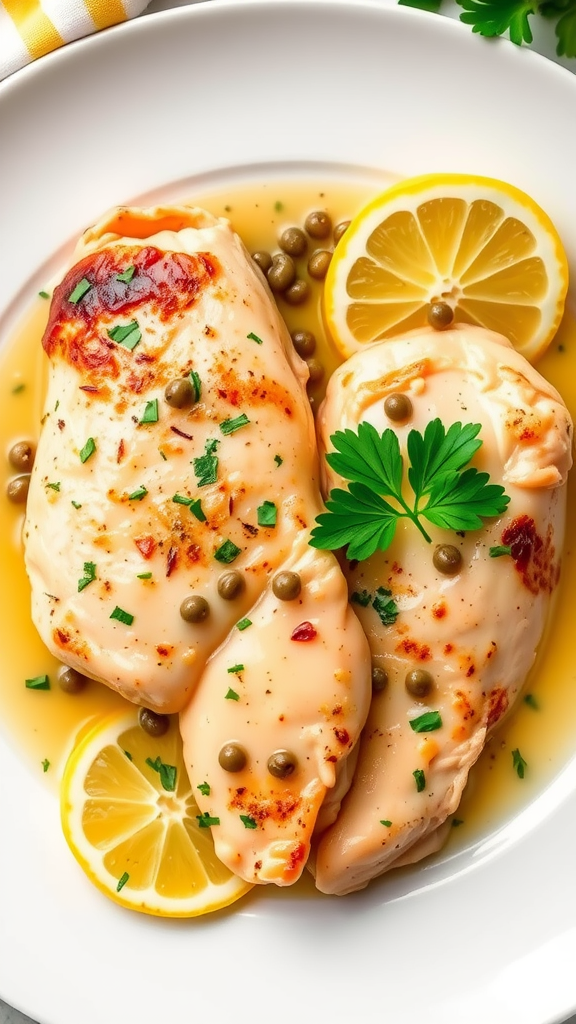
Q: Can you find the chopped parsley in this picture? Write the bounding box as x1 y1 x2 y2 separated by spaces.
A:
214 539 242 564
11 383 25 395
220 413 250 436
25 674 50 690
189 498 206 522
193 438 219 487
137 572 152 580
38 290 50 299
159 449 168 461
77 561 97 592
409 710 442 733
79 437 96 463
197 812 220 828
227 664 244 674
172 493 192 505
257 501 277 527
413 768 426 793
379 819 392 827
452 818 464 828
372 587 398 626
189 369 202 402
274 454 283 467
197 782 211 797
490 545 512 558
512 748 527 779
71 500 82 509
240 814 257 829
145 755 177 791
140 399 159 425
107 320 142 350
110 606 134 626
225 687 240 701
41 759 50 772
68 278 92 304
274 200 284 212
128 485 148 500
124 750 133 761
116 265 136 283
236 617 252 631
247 331 263 345
351 589 371 607
524 693 539 710
116 872 130 892
46 481 61 492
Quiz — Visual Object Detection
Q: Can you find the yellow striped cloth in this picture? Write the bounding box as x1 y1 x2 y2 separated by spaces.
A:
0 0 150 80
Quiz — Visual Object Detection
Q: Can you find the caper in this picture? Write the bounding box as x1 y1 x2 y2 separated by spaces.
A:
267 253 296 293
304 210 332 239
8 440 35 473
291 330 316 358
433 544 463 576
57 665 88 694
272 570 301 601
279 227 307 257
218 742 247 773
283 279 309 306
139 707 170 737
306 358 325 385
252 250 273 274
217 570 245 600
164 377 194 409
405 669 434 699
267 749 297 779
307 249 332 280
384 393 412 423
427 301 454 330
6 475 30 504
179 595 210 623
371 666 388 693
333 220 351 245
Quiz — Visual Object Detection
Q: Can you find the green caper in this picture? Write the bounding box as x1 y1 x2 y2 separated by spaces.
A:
57 665 88 694
333 220 351 245
307 249 332 280
372 666 388 693
306 359 325 385
384 393 412 423
139 707 170 737
252 250 273 274
218 742 247 772
427 301 454 330
217 570 245 600
283 279 309 305
8 440 35 473
6 475 30 504
405 669 434 699
433 544 463 576
179 595 210 623
272 571 301 601
267 749 297 779
279 227 307 257
164 377 194 409
304 210 332 239
291 330 316 358
267 253 296 293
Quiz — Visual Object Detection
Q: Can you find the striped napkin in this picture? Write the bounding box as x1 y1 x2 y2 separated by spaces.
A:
0 0 151 81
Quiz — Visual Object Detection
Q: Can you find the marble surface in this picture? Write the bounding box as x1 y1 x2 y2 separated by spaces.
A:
1 1 575 1023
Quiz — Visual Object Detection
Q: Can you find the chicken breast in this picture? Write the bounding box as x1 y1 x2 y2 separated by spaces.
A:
313 324 572 896
24 203 371 885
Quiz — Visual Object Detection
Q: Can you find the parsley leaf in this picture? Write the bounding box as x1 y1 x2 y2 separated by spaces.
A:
413 768 426 793
220 413 250 435
193 438 219 487
197 782 211 796
372 587 398 626
409 710 442 733
257 500 277 527
398 0 442 10
197 812 220 828
240 814 257 829
145 755 177 791
310 419 509 561
512 748 528 778
458 1 536 45
77 561 97 592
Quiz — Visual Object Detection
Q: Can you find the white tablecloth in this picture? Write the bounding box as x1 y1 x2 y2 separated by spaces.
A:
0 1 574 1022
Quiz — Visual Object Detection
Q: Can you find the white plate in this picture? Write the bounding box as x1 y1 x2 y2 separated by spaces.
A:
2 2 576 1023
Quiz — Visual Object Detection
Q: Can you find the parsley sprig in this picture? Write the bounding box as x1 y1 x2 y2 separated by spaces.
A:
310 419 509 562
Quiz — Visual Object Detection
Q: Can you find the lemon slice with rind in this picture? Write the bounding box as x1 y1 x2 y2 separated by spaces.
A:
324 173 568 362
60 710 253 917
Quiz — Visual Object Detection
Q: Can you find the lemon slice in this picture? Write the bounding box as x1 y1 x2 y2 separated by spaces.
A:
60 710 253 917
324 172 568 362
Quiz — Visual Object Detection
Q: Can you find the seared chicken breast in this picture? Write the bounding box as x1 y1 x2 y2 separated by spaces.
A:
313 324 572 895
24 203 371 885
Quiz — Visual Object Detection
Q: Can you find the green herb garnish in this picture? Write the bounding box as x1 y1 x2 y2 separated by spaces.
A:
197 782 211 797
79 437 96 463
11 383 25 395
77 561 97 592
227 664 244 674
189 498 206 522
116 265 136 283
215 539 242 564
351 590 371 607
225 688 240 701
274 200 284 212
240 814 257 829
247 331 263 345
220 413 250 436
490 545 512 558
190 369 202 403
310 419 509 561
140 399 159 425
68 278 91 304
46 481 61 492
71 500 82 509
110 606 134 626
39 290 50 299
512 748 528 779
413 768 426 793
452 818 464 827
257 501 277 527
236 618 252 631
193 438 219 487
145 755 177 791
41 759 50 772
128 485 148 501
116 871 130 892
380 819 392 827
25 674 50 690
372 587 398 626
136 572 152 580
524 693 539 710
196 812 220 828
274 454 283 467
409 710 442 733
107 320 141 350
